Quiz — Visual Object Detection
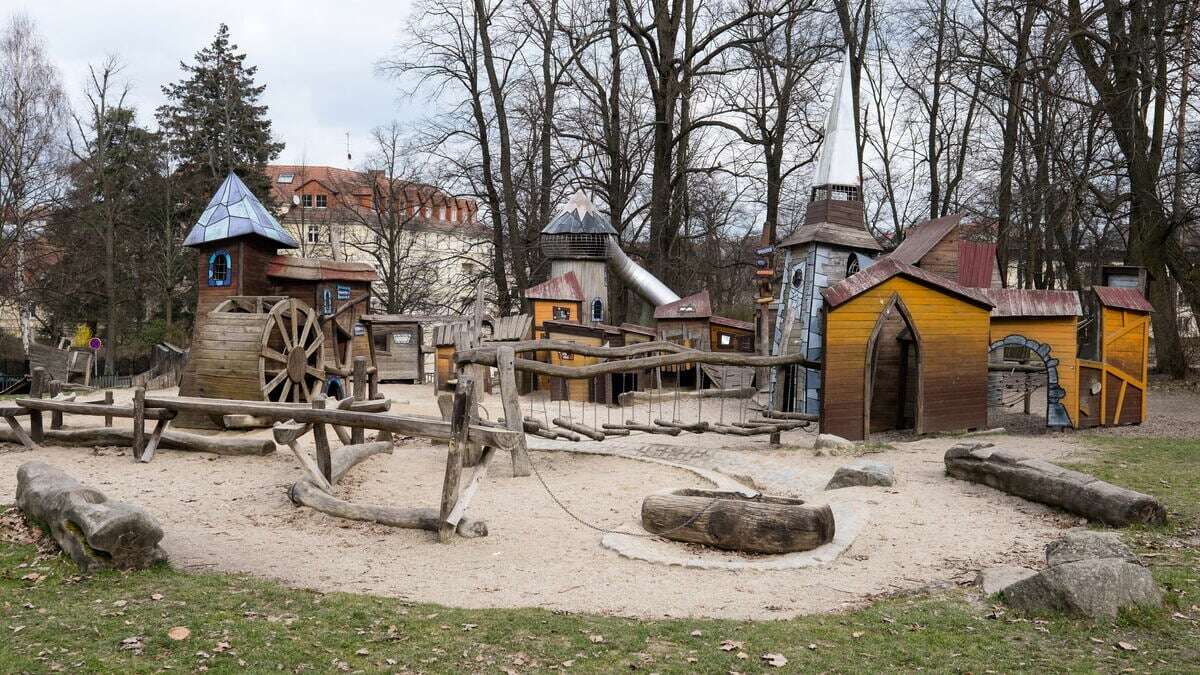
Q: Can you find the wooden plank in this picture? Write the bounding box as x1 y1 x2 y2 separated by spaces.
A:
15 399 176 420
312 396 332 484
139 418 170 463
445 446 496 526
352 357 367 445
438 378 472 542
132 387 146 459
3 416 38 450
495 346 531 477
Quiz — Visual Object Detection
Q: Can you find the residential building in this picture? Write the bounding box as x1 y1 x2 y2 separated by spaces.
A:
263 165 492 313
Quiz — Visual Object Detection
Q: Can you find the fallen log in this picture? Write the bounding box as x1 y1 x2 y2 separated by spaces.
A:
944 443 1167 527
0 427 274 456
653 419 710 433
618 386 756 407
755 409 820 422
289 480 487 537
552 417 606 441
640 488 835 554
15 461 167 571
746 417 811 430
222 414 275 430
710 424 769 436
330 440 394 483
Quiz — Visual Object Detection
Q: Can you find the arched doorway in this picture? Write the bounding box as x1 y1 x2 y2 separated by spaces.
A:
987 335 1069 431
863 295 921 437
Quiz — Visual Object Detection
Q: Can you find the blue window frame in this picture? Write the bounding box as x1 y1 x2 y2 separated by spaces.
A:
321 288 334 315
207 250 232 287
591 297 603 322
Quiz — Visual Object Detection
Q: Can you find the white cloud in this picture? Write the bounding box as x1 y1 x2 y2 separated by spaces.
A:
13 0 416 167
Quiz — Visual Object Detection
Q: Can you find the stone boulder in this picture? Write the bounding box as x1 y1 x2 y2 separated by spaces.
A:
814 434 854 451
1003 558 1161 617
1046 529 1138 566
825 461 895 490
998 529 1160 617
977 565 1038 596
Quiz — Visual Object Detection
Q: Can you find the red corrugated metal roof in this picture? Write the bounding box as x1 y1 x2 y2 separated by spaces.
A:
654 289 712 319
266 256 378 282
1093 286 1153 312
979 288 1081 317
710 315 754 332
886 213 962 265
822 258 993 309
524 271 584 302
957 241 997 288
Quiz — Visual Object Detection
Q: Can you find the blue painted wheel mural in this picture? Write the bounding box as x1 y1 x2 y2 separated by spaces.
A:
988 335 1071 428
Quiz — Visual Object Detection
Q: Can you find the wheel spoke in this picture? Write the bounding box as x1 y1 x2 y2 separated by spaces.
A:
290 302 299 346
262 369 287 395
306 366 324 379
278 379 292 403
299 383 310 403
299 312 314 348
263 348 287 364
275 313 293 349
292 385 300 403
306 339 322 356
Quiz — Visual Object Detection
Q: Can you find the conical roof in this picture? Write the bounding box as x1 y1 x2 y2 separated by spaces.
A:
812 50 860 188
183 172 300 249
541 190 618 235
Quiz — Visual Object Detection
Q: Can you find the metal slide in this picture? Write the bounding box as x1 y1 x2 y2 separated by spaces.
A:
604 236 681 306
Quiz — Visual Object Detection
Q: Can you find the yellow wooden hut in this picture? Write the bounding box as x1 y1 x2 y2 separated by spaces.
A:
1078 287 1152 427
820 258 994 440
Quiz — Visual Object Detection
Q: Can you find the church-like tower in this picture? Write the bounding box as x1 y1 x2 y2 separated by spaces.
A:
772 50 882 414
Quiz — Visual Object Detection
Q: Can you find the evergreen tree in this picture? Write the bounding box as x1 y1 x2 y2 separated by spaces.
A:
156 23 283 217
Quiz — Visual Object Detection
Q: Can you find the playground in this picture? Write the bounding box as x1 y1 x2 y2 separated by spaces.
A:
2 380 1166 620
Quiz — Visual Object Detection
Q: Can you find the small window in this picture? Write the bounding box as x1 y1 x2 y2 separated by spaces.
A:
373 332 390 354
301 194 313 207
307 223 321 244
207 250 232 287
719 333 733 347
276 172 295 184
677 304 695 314
552 306 571 321
321 288 334 315
791 265 804 288
591 298 603 322
316 194 327 208
846 256 860 276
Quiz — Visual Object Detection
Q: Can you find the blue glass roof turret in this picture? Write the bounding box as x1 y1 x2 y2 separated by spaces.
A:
182 171 300 249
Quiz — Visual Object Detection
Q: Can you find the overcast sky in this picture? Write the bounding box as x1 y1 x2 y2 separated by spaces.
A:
13 0 417 168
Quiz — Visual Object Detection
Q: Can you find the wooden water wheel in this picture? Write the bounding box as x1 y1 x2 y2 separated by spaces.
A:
188 297 325 404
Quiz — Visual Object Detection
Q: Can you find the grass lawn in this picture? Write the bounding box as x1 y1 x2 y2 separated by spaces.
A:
0 437 1197 674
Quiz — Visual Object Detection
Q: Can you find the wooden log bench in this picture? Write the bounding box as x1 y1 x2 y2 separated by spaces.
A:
944 443 1167 527
641 488 836 554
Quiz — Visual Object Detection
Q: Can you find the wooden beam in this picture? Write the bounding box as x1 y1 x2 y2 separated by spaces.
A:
496 346 532 476
3 416 37 450
312 395 332 485
132 388 146 460
15 399 176 420
438 378 472 543
139 418 170 463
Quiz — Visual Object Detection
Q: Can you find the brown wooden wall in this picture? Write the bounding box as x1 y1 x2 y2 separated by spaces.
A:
194 239 279 319
1098 306 1149 425
709 324 754 352
918 227 960 280
988 316 1079 427
544 328 603 402
532 299 581 336
822 276 991 440
371 323 422 381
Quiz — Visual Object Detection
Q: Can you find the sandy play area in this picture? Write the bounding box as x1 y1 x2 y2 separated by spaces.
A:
0 383 1122 620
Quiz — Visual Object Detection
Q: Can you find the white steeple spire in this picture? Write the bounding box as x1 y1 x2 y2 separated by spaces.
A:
812 49 860 188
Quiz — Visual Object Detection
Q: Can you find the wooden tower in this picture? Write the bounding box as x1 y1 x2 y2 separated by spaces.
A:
539 191 616 325
772 50 882 414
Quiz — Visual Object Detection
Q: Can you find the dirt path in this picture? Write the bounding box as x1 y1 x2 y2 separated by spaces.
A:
1 383 1175 619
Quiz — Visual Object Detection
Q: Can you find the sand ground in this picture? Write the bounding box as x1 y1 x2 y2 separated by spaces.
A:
1 383 1192 620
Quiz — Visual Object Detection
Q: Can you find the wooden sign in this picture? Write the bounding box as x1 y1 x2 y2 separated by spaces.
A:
755 257 770 268
754 269 775 278
755 245 775 255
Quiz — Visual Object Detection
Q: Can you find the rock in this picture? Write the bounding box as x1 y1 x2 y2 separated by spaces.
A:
1046 529 1138 566
1002 558 1161 617
977 566 1038 595
825 461 895 490
814 434 854 451
15 462 167 572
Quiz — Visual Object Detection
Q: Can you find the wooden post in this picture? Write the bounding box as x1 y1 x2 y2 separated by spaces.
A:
464 282 487 466
132 387 146 459
496 346 532 477
438 377 472 542
312 395 332 485
103 390 114 427
351 357 367 445
49 380 63 429
28 368 45 443
368 369 379 400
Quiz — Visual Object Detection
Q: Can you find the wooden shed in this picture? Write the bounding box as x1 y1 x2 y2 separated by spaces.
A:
432 322 471 391
979 289 1082 428
540 320 622 402
360 315 424 383
1078 286 1151 428
525 272 584 336
709 316 755 353
821 258 994 441
655 290 714 349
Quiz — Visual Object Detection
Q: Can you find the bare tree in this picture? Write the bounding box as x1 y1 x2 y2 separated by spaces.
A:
0 13 64 351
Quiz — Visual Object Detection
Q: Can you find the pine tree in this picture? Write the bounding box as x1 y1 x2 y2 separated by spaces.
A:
156 23 283 216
